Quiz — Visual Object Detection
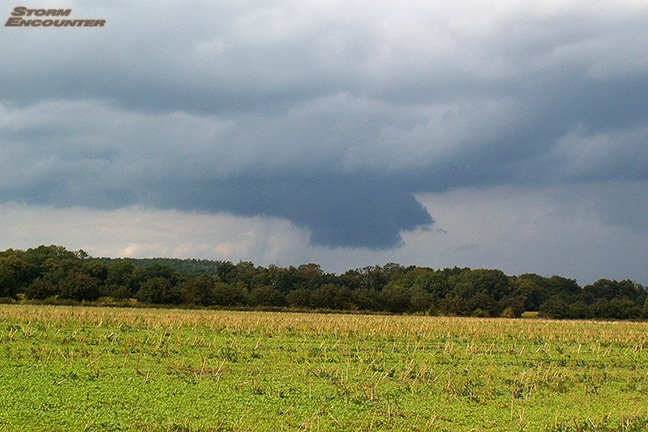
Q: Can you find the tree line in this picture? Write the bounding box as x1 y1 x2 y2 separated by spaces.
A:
1 245 646 320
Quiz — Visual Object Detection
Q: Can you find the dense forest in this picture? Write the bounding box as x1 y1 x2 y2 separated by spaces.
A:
1 245 646 320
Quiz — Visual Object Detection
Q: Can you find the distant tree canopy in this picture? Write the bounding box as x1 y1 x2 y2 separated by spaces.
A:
0 245 646 320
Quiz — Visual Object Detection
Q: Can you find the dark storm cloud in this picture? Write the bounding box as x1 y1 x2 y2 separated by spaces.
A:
148 175 433 248
0 99 433 248
1 0 647 248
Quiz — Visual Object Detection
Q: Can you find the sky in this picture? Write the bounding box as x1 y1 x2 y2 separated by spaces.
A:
1 0 647 285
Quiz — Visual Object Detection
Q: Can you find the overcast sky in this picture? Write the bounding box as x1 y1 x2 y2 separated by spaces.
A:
1 0 647 285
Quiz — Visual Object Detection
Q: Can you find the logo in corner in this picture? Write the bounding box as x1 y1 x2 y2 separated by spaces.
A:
5 6 106 27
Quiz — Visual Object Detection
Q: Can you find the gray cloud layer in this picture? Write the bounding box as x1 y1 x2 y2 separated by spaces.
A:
1 0 647 248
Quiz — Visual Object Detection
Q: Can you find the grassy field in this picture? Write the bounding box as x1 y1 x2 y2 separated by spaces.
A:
0 305 646 431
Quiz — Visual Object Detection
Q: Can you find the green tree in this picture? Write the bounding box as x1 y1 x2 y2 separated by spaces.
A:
446 269 512 316
106 261 138 297
582 279 646 303
136 277 179 304
233 261 258 290
380 284 411 313
24 278 58 300
216 261 237 284
0 255 32 298
212 281 248 306
592 298 642 319
539 298 571 319
410 288 434 313
297 263 323 288
286 288 311 308
136 264 178 284
59 271 100 301
512 275 547 311
310 284 351 310
350 288 381 311
82 261 108 283
178 275 216 305
249 286 285 307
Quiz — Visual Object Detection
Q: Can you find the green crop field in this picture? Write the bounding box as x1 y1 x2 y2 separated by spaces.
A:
0 305 646 431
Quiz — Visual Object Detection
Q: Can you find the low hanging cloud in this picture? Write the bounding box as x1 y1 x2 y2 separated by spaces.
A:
1 0 647 249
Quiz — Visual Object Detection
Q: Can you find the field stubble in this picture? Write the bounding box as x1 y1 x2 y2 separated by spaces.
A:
0 305 646 431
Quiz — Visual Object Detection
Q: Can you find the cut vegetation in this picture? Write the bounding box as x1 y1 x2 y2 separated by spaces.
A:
0 305 646 431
